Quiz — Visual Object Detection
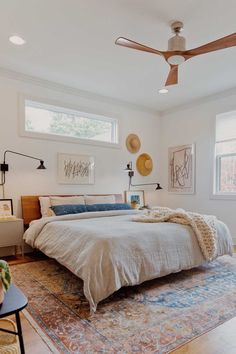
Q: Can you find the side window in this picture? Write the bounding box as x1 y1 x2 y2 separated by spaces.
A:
214 112 236 195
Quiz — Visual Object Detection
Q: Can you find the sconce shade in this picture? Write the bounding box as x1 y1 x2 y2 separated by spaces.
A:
124 162 133 171
37 160 46 170
155 183 163 190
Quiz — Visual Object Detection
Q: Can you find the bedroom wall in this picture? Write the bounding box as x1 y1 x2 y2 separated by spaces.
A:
160 91 236 245
0 72 161 255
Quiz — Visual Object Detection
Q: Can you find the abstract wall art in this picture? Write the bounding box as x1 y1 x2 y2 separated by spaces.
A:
58 153 95 184
168 144 195 194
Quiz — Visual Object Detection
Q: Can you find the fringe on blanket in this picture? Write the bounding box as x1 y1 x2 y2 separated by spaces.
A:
133 207 217 261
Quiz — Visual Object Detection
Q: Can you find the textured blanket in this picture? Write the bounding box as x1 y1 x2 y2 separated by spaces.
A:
133 207 217 261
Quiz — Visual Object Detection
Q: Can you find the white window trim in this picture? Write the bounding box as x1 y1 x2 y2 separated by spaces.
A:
211 114 236 200
18 94 121 149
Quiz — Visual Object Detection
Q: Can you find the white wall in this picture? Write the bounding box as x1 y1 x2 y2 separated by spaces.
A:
3 68 235 256
0 74 161 254
160 93 236 244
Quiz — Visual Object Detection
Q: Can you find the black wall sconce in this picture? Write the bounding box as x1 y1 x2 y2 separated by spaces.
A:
0 150 46 186
125 161 162 191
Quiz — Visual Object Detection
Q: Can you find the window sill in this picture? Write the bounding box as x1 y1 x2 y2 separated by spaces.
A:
19 130 121 149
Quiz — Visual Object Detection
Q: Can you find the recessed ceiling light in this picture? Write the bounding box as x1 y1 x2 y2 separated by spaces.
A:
158 88 169 94
9 35 26 45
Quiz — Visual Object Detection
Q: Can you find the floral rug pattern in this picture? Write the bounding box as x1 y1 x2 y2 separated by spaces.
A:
11 255 236 353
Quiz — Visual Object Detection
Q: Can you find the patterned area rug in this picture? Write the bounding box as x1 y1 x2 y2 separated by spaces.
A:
11 255 236 353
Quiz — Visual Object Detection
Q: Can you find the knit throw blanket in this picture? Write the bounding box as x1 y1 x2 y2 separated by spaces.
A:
133 207 217 261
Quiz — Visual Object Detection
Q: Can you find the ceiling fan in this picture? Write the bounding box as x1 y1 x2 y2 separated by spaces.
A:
115 21 236 86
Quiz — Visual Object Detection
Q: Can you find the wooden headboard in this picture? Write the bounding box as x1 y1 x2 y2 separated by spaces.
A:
21 194 123 226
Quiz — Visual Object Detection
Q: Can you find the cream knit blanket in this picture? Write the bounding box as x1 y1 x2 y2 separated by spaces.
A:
133 207 217 261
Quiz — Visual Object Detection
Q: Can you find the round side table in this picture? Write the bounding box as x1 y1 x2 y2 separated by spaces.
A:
0 284 28 354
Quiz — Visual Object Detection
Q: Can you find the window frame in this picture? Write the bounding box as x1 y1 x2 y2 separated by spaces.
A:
19 95 120 148
212 113 236 200
215 152 236 195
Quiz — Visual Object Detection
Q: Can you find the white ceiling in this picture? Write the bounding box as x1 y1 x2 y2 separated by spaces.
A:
0 0 236 112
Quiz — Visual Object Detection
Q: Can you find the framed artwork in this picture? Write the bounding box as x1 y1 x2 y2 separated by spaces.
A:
125 190 145 208
58 153 95 184
168 143 195 194
0 199 13 216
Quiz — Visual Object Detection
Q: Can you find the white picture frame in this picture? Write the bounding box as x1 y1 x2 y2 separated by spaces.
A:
125 190 145 208
58 153 95 184
168 143 195 194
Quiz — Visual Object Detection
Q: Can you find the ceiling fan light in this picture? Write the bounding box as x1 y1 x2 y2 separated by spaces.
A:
167 55 185 65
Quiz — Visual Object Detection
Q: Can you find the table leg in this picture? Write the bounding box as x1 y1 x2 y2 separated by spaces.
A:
15 312 25 354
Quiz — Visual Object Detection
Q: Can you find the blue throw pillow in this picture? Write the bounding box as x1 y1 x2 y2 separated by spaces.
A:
51 204 87 216
51 203 131 216
85 203 131 212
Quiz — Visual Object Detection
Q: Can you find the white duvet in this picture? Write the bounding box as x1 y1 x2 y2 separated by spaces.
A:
23 210 233 312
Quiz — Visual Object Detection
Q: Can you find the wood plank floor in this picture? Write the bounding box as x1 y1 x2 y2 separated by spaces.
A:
3 249 236 353
20 314 52 354
172 317 236 354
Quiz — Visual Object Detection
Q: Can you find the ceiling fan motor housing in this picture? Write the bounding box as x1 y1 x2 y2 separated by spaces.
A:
168 35 186 51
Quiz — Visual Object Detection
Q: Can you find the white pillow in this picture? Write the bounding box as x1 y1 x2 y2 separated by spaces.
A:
39 196 85 217
39 197 55 217
50 196 85 206
84 195 116 205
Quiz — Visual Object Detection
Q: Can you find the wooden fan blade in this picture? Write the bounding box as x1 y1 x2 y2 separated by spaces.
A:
185 33 236 57
165 65 178 86
115 37 164 56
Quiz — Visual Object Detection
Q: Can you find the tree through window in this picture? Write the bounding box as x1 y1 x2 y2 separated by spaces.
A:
24 100 118 145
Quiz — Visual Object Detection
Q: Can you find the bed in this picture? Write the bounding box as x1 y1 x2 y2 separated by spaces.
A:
22 195 233 312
